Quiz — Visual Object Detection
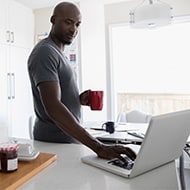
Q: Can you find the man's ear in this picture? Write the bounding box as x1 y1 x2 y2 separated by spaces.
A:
50 16 56 24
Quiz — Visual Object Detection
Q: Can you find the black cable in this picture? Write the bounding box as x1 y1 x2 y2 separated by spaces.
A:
184 145 190 157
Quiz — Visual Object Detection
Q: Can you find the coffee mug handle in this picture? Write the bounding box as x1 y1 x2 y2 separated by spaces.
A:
102 123 106 130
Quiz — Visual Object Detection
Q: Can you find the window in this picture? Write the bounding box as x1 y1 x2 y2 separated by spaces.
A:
109 17 190 119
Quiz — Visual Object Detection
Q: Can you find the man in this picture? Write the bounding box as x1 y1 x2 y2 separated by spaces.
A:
28 2 136 162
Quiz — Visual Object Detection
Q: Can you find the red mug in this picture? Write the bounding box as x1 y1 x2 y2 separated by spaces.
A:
89 90 104 110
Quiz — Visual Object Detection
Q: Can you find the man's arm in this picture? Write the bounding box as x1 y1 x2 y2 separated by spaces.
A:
38 81 136 161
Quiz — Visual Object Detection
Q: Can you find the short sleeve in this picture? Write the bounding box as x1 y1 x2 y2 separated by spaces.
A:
29 45 60 87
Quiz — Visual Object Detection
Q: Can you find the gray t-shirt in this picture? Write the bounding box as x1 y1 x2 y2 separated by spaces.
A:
28 37 81 143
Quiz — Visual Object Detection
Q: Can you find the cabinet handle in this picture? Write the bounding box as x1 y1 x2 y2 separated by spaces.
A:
10 31 14 43
7 73 11 99
6 31 10 43
7 73 15 99
11 73 15 99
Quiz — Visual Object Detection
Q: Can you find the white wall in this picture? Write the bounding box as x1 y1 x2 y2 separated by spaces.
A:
105 0 190 25
79 0 107 122
34 7 53 43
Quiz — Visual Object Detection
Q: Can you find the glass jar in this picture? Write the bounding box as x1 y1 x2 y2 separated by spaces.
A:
0 142 18 173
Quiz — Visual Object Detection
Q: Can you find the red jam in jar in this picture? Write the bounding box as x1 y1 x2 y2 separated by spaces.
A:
0 142 18 173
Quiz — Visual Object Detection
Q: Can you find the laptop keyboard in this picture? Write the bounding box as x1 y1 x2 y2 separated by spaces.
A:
107 156 134 170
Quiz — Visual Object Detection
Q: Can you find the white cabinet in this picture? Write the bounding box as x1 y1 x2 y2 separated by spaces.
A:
0 0 9 44
0 0 34 138
0 44 10 136
9 0 34 48
0 0 33 48
9 46 34 138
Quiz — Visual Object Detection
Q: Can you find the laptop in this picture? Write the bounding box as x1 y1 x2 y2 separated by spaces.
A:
81 109 190 178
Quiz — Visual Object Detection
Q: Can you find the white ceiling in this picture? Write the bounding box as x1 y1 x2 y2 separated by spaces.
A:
14 0 130 9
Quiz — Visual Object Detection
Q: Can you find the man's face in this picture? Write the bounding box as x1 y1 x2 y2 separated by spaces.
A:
52 11 81 45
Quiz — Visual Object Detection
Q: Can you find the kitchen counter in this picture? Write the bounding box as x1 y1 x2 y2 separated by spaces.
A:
15 139 180 190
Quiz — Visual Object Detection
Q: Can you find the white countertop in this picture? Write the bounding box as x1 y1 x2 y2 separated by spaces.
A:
14 138 180 190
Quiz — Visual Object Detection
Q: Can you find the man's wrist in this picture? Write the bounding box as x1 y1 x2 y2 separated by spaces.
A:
93 141 104 154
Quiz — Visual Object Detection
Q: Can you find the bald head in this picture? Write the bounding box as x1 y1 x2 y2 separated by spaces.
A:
53 2 81 18
50 2 81 49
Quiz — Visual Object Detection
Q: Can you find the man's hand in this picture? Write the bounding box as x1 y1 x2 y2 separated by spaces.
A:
80 90 90 106
97 144 136 163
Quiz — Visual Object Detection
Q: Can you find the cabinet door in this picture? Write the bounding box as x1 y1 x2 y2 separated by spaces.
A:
9 0 34 48
0 0 9 44
0 44 11 136
10 46 33 138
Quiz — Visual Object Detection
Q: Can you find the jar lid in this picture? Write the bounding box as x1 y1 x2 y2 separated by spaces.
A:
0 142 19 152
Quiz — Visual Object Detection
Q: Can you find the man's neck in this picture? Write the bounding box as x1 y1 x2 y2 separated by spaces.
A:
49 32 65 51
